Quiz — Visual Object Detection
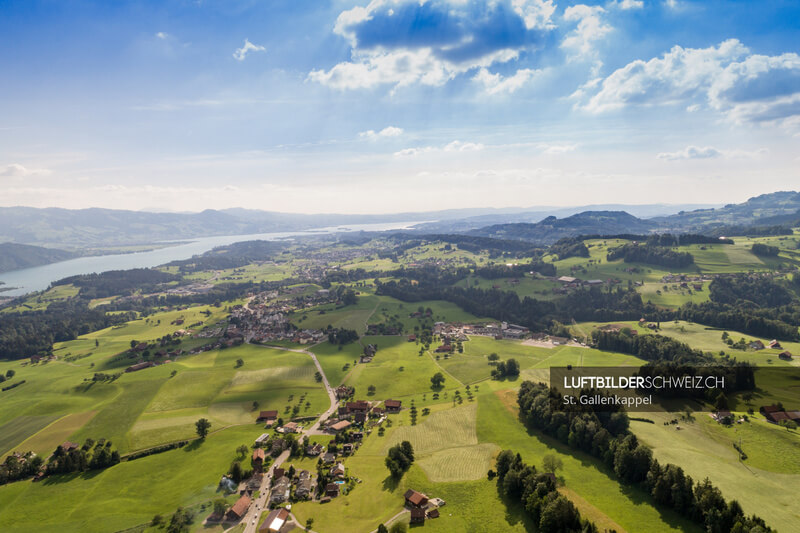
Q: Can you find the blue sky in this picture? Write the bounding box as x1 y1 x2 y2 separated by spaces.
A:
0 0 798 213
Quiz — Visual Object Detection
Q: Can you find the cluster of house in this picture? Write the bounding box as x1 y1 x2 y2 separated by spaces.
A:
430 321 531 342
404 489 445 524
760 405 800 424
162 282 215 296
323 399 402 431
747 339 793 359
229 299 326 345
268 466 314 504
660 274 711 289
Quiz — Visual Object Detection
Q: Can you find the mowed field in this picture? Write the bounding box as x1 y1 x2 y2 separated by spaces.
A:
632 412 800 531
0 302 333 531
0 305 329 448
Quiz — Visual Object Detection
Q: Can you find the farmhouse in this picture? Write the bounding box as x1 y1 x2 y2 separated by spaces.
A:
748 340 765 350
325 482 340 498
257 410 278 425
60 441 80 452
226 494 251 521
550 336 569 346
410 508 426 524
558 276 577 283
125 361 155 373
260 508 289 532
335 385 354 399
404 489 429 508
384 399 402 413
279 421 300 434
329 420 352 433
779 351 793 361
435 344 452 352
769 340 782 349
252 448 265 470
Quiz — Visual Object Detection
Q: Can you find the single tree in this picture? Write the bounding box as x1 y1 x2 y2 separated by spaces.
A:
430 372 445 389
195 418 211 439
542 454 563 475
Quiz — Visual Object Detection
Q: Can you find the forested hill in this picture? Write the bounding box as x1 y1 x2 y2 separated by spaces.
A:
469 211 658 244
652 190 800 231
0 243 76 273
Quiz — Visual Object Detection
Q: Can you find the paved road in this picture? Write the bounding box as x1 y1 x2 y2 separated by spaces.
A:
241 342 339 532
242 449 290 533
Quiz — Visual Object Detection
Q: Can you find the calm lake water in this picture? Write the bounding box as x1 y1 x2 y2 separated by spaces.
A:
0 221 423 297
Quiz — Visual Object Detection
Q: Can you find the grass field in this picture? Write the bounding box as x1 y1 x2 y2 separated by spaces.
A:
386 403 500 482
343 335 460 399
0 414 62 457
631 412 800 531
0 425 258 532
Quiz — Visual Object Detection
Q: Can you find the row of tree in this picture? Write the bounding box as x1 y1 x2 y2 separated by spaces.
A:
606 244 695 268
517 381 772 532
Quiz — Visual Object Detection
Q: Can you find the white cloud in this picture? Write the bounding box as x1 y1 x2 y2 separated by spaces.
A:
539 143 578 154
233 39 266 62
611 0 644 9
359 126 404 140
561 5 612 60
512 0 557 30
155 32 169 40
393 140 484 157
473 67 541 95
0 163 51 178
310 0 552 91
657 146 722 160
309 47 520 90
580 39 800 129
657 146 768 160
444 141 485 152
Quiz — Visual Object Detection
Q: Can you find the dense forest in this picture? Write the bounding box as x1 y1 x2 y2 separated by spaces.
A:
606 244 694 268
517 381 772 533
0 301 134 359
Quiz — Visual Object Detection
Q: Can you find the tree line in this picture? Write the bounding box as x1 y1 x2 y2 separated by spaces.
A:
517 381 771 533
606 244 694 268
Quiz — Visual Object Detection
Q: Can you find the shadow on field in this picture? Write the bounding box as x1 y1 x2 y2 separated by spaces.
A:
514 414 703 532
381 474 401 492
183 439 205 452
495 479 537 531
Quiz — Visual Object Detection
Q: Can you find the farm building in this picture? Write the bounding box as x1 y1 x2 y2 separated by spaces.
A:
257 410 278 425
384 399 402 412
225 494 251 521
404 489 429 508
410 508 426 524
252 448 265 470
749 340 765 350
329 420 352 433
779 351 793 361
260 508 289 532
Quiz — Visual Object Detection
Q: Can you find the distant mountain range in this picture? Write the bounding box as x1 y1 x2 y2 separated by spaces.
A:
469 211 658 243
466 191 800 244
0 243 76 274
0 191 798 249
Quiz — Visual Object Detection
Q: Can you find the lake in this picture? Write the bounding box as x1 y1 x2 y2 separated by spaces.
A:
0 221 423 297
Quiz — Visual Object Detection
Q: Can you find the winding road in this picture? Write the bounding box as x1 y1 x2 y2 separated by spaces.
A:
241 342 338 533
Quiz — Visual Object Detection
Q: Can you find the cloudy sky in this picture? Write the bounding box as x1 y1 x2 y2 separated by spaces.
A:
1 0 798 213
